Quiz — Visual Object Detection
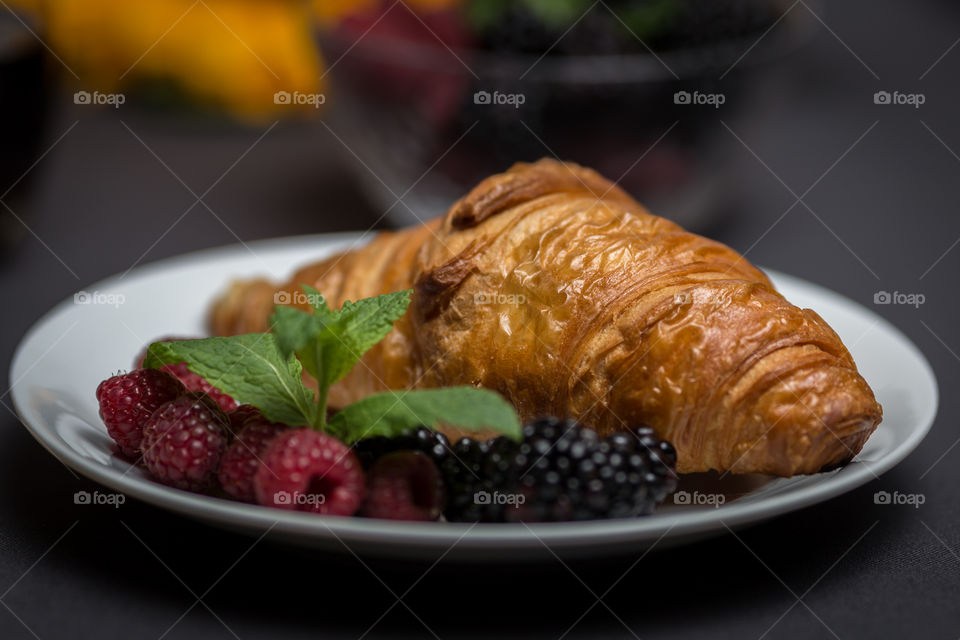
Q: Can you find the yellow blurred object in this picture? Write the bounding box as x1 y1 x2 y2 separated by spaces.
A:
8 0 326 120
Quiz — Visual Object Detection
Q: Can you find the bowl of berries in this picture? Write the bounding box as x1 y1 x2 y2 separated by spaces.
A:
316 0 817 230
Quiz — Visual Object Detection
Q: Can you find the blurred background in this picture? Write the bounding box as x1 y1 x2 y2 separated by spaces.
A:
3 1 960 638
1 0 819 239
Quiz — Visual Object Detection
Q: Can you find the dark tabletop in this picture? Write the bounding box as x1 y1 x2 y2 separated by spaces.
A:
2 1 959 638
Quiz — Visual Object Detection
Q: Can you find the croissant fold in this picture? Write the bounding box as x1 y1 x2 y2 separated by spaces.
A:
210 159 882 476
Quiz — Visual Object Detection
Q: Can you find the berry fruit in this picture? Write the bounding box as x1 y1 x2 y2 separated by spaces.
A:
507 419 677 522
134 337 238 413
362 451 445 521
254 428 364 516
158 361 238 413
226 404 262 436
96 369 186 457
442 418 678 523
141 392 229 491
440 436 516 523
353 427 451 469
218 417 287 502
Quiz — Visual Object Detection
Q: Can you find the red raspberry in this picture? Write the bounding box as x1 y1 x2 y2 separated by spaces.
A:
254 428 364 516
227 404 262 436
218 417 287 502
135 337 238 413
362 451 445 521
96 369 186 457
158 362 238 413
142 392 229 492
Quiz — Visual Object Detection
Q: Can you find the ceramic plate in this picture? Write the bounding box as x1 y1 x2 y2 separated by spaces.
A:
9 233 938 561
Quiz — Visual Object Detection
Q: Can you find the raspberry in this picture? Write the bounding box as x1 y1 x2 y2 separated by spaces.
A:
362 451 445 521
159 362 238 413
218 417 287 502
134 337 238 413
227 404 262 436
96 369 186 457
141 392 229 492
254 428 364 516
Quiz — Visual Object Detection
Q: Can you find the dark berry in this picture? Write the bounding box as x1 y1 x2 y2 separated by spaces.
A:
218 417 287 502
353 427 451 469
442 418 678 523
227 404 262 436
362 451 445 521
96 369 187 457
254 428 364 516
440 436 513 523
141 392 229 491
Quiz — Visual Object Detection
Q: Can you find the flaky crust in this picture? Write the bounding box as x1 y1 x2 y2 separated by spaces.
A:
209 159 882 476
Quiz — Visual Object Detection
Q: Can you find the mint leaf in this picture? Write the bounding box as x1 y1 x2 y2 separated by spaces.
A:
143 335 316 427
270 305 328 383
328 387 522 444
330 289 412 376
301 285 335 319
270 288 412 426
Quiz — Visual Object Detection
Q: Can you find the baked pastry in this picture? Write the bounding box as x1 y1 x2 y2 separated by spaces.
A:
209 159 882 476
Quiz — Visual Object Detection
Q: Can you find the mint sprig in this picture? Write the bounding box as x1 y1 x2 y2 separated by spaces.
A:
270 286 410 427
329 387 520 443
143 334 316 427
144 286 521 442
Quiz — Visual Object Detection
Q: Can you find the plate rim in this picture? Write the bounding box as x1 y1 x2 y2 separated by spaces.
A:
9 233 940 552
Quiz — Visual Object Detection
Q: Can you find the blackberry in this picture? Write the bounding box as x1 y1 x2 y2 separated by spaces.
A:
440 438 506 522
352 427 451 469
443 418 678 523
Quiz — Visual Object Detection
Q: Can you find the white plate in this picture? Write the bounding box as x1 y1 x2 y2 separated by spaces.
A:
9 233 938 561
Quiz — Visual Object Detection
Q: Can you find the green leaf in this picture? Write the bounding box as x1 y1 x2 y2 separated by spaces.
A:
143 335 316 427
325 289 412 386
616 0 682 41
464 0 511 30
301 285 335 320
328 387 522 444
270 305 327 381
270 288 412 391
520 0 590 28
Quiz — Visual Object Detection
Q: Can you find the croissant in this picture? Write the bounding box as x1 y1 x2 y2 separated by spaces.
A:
210 159 882 476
